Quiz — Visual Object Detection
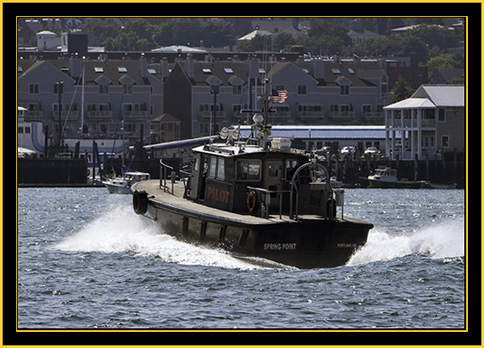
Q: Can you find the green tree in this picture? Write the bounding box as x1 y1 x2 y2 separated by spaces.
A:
81 18 120 45
392 75 414 103
153 19 235 48
104 19 155 51
426 54 462 82
199 20 234 48
303 19 352 54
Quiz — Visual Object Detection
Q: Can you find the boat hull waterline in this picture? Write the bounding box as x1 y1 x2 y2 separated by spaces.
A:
133 181 372 269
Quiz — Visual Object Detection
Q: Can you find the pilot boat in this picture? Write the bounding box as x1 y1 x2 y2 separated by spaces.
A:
132 84 373 268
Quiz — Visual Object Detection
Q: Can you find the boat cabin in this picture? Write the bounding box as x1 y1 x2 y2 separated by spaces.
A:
368 166 398 182
184 139 337 219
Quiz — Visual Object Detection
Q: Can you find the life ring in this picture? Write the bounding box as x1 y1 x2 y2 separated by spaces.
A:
133 190 148 215
246 191 258 214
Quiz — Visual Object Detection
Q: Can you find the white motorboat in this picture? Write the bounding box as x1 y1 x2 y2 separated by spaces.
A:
103 171 151 194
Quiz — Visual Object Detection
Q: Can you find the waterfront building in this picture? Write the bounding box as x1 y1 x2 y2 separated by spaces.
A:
17 55 163 144
383 85 465 161
18 52 405 144
164 55 391 138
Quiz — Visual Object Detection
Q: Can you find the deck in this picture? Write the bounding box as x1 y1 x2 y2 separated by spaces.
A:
132 179 298 226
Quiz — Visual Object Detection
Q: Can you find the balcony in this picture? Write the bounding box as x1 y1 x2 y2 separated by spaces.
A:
386 118 436 129
23 111 43 122
87 111 113 120
199 111 226 119
52 111 79 121
363 112 384 124
298 111 324 119
123 111 149 121
329 111 355 119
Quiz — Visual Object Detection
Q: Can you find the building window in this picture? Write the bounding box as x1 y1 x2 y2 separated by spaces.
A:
99 85 109 94
123 84 133 94
199 122 210 135
438 109 446 122
340 85 349 95
362 105 371 113
297 85 307 95
441 135 449 147
233 85 242 95
29 84 39 94
340 104 351 113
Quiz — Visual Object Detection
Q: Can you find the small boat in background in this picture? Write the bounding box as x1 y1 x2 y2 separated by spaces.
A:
367 166 431 189
103 171 150 194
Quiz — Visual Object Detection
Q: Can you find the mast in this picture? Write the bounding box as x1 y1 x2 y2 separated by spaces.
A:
80 67 85 134
261 78 271 150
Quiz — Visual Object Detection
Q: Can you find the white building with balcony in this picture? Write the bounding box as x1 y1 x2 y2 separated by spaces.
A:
383 85 465 160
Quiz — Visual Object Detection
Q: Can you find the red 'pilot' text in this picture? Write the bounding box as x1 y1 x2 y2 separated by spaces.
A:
207 186 230 204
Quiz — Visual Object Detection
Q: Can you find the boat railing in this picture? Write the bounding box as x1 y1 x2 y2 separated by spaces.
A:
247 186 291 219
159 159 175 194
159 160 191 194
289 161 332 220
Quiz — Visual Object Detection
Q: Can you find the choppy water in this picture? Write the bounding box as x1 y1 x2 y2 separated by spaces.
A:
17 187 465 329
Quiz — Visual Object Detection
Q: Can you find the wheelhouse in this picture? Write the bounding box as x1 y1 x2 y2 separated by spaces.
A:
185 141 337 220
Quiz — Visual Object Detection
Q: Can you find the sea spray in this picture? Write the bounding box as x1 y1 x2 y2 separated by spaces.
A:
347 217 464 266
55 204 260 270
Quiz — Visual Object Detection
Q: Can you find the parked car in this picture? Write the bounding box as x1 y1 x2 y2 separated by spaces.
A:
340 146 356 155
364 147 380 155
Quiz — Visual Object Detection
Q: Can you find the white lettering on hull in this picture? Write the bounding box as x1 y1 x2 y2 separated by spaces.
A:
264 243 297 250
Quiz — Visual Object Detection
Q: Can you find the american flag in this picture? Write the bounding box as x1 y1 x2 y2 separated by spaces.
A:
272 89 288 103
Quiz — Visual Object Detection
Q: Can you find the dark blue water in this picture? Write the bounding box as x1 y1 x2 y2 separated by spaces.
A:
17 188 465 329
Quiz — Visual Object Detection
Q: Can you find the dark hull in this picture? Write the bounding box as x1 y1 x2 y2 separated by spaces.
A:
368 179 431 189
146 200 372 269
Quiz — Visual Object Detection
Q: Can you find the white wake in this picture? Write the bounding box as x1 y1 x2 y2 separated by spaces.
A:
55 204 261 270
347 218 465 266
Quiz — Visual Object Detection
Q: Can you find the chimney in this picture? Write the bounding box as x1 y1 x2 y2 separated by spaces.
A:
69 55 82 80
160 57 170 81
310 59 324 80
139 53 148 78
377 58 386 70
183 53 194 79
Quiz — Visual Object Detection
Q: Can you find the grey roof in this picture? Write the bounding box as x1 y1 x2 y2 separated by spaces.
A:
151 45 208 53
384 98 436 110
384 85 465 110
412 85 464 107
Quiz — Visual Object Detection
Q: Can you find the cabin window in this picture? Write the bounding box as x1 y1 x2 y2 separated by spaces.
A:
193 156 199 172
216 158 225 181
285 160 298 180
236 160 261 181
209 156 217 179
208 156 225 181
